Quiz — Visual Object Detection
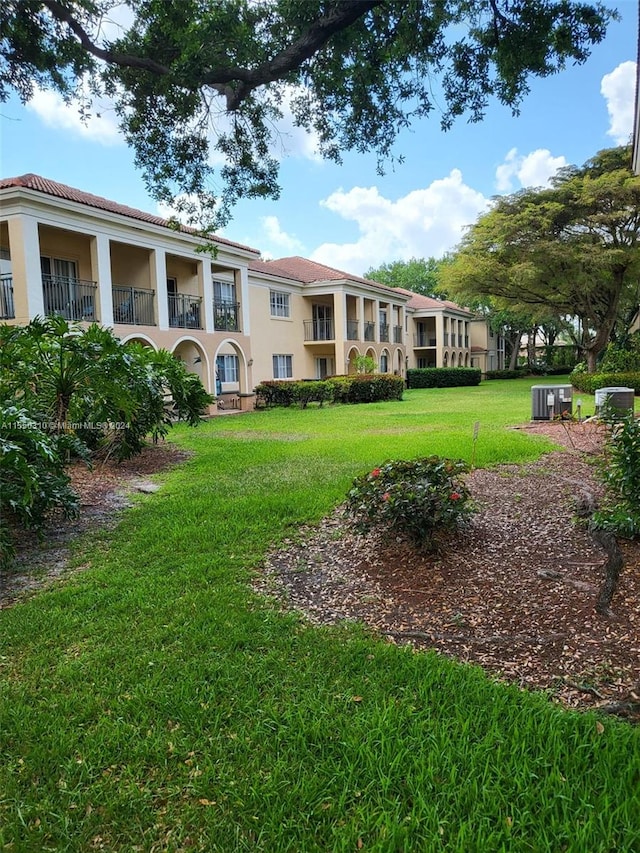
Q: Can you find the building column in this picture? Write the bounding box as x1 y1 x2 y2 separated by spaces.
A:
8 215 44 322
90 233 113 327
200 259 214 332
151 248 168 329
357 295 364 340
237 266 250 335
333 290 347 374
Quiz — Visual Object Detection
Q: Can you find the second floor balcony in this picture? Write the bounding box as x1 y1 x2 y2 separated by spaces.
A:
304 318 334 341
393 325 402 344
214 300 240 332
380 323 390 342
113 285 155 326
43 274 97 322
0 275 15 319
363 321 376 342
346 319 359 340
414 333 437 348
169 293 202 329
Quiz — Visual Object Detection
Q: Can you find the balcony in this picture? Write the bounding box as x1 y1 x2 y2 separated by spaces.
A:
169 293 202 329
346 319 359 340
393 325 402 344
214 300 240 332
43 274 97 322
364 321 375 342
379 323 390 342
112 285 155 326
414 334 437 347
0 275 14 319
304 318 334 341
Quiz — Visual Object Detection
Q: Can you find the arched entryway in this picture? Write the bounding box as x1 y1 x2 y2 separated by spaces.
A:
171 336 210 392
347 346 361 375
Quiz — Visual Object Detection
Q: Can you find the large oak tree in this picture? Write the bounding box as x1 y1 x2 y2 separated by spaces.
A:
2 1 615 226
442 146 640 372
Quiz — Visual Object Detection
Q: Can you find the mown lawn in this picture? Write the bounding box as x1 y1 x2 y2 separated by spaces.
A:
1 378 639 852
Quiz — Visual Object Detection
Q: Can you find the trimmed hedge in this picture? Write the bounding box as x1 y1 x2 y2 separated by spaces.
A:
568 369 640 395
407 368 481 389
254 375 404 408
485 369 524 380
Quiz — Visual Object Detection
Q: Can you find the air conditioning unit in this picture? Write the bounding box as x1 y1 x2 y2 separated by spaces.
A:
531 385 573 421
595 386 635 415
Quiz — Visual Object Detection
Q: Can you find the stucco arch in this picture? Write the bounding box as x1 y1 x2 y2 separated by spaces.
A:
213 338 250 393
443 351 449 367
380 348 391 373
120 333 157 349
394 348 404 376
171 336 211 392
451 352 457 367
346 346 361 375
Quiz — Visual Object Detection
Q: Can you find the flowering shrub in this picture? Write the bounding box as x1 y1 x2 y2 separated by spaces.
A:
345 456 474 551
592 408 640 538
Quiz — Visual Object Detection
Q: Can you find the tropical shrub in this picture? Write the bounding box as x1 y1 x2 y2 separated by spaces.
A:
345 456 474 551
328 374 404 403
568 367 640 395
406 368 481 388
254 380 333 408
592 408 640 539
0 404 82 568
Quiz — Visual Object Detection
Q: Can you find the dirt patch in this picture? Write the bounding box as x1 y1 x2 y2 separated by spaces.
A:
257 420 640 716
0 442 190 608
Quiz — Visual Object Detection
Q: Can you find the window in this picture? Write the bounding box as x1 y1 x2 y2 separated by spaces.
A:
273 354 293 379
270 290 290 317
213 280 236 304
380 353 388 373
216 354 239 383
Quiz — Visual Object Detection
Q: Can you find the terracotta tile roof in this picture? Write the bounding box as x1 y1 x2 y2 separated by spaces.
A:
0 173 259 254
254 256 404 295
395 287 473 315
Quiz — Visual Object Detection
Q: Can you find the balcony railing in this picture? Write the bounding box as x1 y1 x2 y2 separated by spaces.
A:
214 300 240 332
43 274 97 322
393 325 402 344
364 321 375 342
414 334 437 347
169 293 202 329
346 319 359 340
304 318 334 341
443 332 449 345
112 285 155 326
379 323 389 342
0 275 15 319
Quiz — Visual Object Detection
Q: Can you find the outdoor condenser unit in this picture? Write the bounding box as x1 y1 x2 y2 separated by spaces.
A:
531 385 573 421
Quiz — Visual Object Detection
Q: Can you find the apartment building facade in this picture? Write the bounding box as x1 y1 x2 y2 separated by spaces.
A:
0 174 495 411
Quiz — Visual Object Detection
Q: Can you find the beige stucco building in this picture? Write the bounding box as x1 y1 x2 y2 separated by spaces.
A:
1 174 497 411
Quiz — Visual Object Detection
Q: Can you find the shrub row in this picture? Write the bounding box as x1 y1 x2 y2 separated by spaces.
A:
255 374 404 408
406 368 481 388
569 369 640 395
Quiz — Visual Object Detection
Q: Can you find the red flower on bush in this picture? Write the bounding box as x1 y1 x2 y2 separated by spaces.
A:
371 468 381 478
449 492 461 501
382 492 391 501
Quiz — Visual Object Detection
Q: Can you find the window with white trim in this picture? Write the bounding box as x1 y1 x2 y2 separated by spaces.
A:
216 354 239 383
272 354 293 379
213 280 236 303
270 290 290 317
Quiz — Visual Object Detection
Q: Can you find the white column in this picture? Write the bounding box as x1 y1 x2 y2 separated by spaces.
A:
8 215 44 321
91 233 113 327
333 290 347 374
200 259 214 332
237 266 250 335
151 248 168 329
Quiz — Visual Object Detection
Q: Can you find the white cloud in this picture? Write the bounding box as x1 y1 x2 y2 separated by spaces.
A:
258 216 305 257
495 148 567 193
27 84 121 146
601 60 636 145
310 170 489 274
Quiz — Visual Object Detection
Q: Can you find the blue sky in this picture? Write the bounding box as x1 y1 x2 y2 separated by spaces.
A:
0 0 637 276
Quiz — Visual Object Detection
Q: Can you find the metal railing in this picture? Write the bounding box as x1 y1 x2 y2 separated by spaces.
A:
379 323 389 342
414 334 437 347
393 325 402 344
214 300 240 332
169 293 202 329
112 285 155 326
363 321 375 342
304 318 334 341
0 275 15 319
346 319 359 340
43 274 97 322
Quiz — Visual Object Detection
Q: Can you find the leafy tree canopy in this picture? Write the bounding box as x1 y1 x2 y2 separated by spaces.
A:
442 146 640 372
1 0 616 227
365 257 453 298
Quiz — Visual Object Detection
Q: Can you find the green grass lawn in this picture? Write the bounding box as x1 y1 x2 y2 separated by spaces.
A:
2 378 639 852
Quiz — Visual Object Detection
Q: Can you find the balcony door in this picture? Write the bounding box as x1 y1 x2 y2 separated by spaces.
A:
312 304 333 340
41 256 78 316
